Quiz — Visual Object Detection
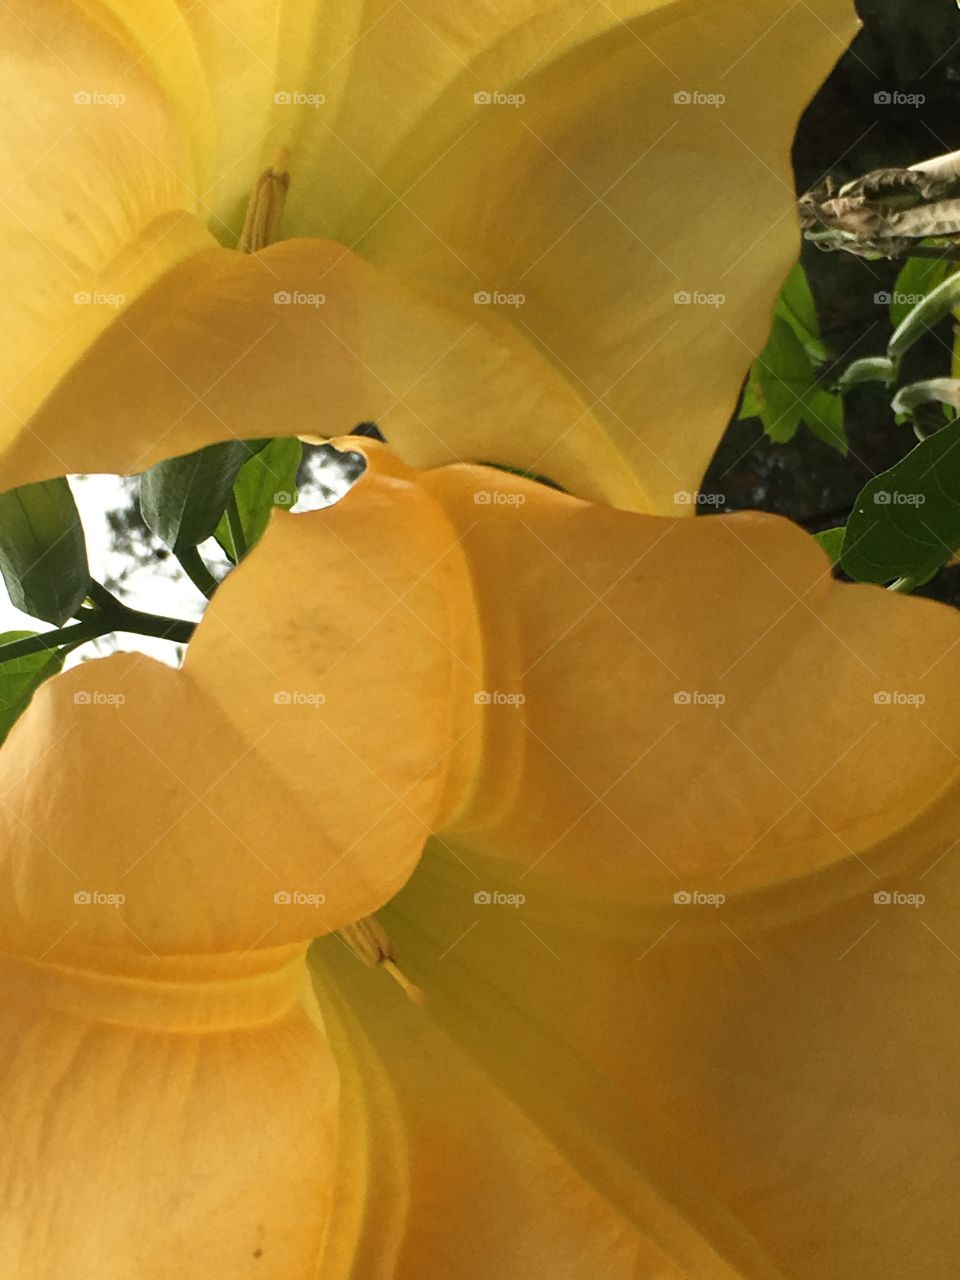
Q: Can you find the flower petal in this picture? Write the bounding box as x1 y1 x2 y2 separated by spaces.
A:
319 445 960 1276
353 0 860 509
12 240 631 499
4 0 857 504
0 946 363 1278
315 940 755 1279
0 0 215 470
0 460 477 956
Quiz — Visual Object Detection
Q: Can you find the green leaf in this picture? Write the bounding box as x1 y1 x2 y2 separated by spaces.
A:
841 421 960 584
803 388 847 455
215 438 301 563
889 257 953 329
774 263 827 361
0 479 89 625
750 318 845 450
738 375 762 421
140 441 266 552
753 317 815 443
888 268 960 362
813 526 845 565
0 631 66 745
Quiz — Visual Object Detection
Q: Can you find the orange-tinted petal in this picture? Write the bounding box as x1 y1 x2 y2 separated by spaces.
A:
314 444 960 1276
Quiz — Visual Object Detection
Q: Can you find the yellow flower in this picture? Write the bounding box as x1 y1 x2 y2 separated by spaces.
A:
0 0 855 511
2 440 959 1275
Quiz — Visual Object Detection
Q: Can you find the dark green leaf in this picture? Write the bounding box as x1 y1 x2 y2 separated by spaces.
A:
140 441 267 552
0 479 89 625
813 526 845 565
841 421 960 584
0 631 66 745
215 438 302 564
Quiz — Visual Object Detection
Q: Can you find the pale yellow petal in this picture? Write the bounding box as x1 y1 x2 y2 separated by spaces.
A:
0 0 215 468
350 0 860 509
11 240 639 501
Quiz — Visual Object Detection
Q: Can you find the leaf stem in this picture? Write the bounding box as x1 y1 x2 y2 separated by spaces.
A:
176 547 220 599
0 624 102 662
0 580 197 664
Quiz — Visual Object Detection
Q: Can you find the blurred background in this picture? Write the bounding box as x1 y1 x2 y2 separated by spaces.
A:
704 0 960 604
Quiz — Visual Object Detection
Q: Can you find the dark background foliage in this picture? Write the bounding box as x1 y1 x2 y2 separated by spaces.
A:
704 0 960 603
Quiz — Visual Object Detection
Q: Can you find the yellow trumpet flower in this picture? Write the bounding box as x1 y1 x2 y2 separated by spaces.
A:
0 0 855 510
2 440 959 1276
